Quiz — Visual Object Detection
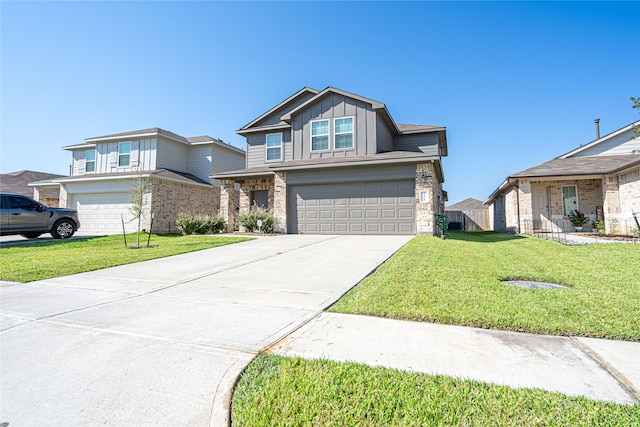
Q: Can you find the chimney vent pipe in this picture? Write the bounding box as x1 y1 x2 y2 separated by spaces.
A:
594 118 600 139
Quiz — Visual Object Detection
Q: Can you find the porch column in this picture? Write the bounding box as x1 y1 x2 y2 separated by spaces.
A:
59 184 69 208
273 171 287 233
220 179 236 233
415 162 435 235
602 175 621 233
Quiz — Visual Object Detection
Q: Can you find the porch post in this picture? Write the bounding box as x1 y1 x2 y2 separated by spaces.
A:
220 179 236 233
273 171 287 233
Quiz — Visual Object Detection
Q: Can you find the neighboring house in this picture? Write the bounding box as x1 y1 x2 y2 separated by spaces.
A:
445 198 489 231
0 170 64 206
485 121 640 235
32 128 245 233
213 86 448 235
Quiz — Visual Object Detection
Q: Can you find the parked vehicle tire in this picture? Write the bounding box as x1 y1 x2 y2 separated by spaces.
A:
51 219 76 239
20 233 42 239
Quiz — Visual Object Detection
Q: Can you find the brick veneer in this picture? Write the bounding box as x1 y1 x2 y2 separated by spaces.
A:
239 177 274 212
149 180 219 233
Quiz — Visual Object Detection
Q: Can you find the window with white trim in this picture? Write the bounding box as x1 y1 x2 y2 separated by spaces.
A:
118 142 131 167
266 133 282 161
334 117 354 149
561 185 578 216
311 119 329 151
85 149 96 172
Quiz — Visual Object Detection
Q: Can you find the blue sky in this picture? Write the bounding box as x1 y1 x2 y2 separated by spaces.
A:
2 1 639 204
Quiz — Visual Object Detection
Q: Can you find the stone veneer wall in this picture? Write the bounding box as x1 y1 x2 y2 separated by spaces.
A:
239 177 274 212
273 172 287 233
220 180 236 232
415 162 438 235
606 166 640 234
149 179 219 233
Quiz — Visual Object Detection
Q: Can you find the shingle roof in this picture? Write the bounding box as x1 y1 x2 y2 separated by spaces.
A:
85 127 190 143
509 154 640 178
0 170 65 196
397 124 445 133
39 169 211 186
446 198 488 211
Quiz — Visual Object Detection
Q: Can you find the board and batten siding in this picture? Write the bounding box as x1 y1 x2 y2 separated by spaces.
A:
71 138 156 176
253 91 318 128
155 138 188 172
246 130 291 168
393 133 439 155
571 129 640 157
291 94 377 160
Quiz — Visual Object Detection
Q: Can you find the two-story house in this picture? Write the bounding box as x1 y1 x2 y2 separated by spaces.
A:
31 128 245 233
484 121 640 235
213 87 448 235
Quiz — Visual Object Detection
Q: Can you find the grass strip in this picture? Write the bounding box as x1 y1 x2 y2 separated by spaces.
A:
330 232 640 340
232 354 640 426
0 233 251 282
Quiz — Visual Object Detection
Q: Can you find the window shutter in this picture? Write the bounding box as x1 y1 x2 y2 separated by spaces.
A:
109 143 118 165
131 141 140 165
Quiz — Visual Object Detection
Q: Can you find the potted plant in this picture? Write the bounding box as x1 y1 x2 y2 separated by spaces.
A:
568 210 589 232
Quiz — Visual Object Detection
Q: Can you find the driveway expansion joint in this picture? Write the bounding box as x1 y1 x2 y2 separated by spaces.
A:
569 337 640 403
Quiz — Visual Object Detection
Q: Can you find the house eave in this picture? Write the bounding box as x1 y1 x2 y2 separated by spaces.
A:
236 123 292 136
41 172 213 188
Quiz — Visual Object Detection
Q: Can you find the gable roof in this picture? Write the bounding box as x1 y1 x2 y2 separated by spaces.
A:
509 154 640 179
446 198 488 211
559 121 640 158
280 86 386 122
1 170 65 196
237 87 320 133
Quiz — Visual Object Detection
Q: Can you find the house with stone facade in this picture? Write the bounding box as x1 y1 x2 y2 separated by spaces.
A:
31 128 245 234
213 86 448 235
484 121 640 235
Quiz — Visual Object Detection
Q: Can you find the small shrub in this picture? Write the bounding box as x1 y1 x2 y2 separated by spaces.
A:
176 212 226 235
592 220 605 235
235 205 275 233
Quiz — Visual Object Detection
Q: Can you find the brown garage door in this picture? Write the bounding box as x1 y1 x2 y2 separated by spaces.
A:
288 180 415 234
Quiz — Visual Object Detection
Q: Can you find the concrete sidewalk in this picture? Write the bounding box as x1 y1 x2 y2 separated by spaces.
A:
270 312 640 405
1 234 412 426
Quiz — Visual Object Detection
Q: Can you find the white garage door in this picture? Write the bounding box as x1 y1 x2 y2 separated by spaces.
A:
289 180 415 235
71 193 137 233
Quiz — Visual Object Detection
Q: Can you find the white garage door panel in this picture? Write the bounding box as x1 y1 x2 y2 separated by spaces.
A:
290 180 415 235
72 193 137 233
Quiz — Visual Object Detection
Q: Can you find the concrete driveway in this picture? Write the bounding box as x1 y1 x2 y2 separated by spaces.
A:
0 234 411 426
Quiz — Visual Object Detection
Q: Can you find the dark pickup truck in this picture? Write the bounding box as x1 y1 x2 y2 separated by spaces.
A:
0 193 80 239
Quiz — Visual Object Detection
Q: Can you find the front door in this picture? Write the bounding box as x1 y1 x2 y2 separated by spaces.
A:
531 186 551 231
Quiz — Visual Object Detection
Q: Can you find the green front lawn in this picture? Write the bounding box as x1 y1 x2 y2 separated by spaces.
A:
330 232 640 340
232 354 640 426
0 233 251 282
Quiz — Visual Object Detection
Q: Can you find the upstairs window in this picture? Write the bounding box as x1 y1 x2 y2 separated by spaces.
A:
562 185 578 216
311 119 329 151
85 149 96 172
266 133 283 161
334 117 354 149
118 142 131 167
